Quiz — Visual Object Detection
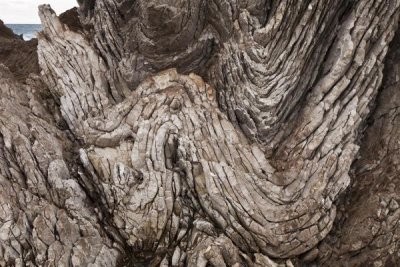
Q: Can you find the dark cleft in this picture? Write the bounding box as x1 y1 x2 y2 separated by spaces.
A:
59 7 84 32
77 0 96 18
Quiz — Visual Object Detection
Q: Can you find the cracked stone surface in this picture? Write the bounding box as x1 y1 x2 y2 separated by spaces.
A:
1 0 400 266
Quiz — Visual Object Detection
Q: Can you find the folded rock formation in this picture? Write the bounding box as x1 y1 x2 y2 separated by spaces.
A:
1 0 400 266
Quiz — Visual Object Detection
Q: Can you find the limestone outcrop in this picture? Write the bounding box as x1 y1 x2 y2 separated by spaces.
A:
1 1 400 266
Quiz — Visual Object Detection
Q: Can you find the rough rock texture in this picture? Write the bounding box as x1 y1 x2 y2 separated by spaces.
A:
1 0 400 266
315 20 400 267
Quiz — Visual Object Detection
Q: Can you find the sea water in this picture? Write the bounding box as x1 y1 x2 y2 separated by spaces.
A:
6 24 43 41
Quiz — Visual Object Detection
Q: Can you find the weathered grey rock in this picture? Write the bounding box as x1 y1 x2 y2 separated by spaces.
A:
1 0 400 266
316 20 400 267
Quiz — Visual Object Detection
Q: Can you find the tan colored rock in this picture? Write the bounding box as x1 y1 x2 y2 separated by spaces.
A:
1 0 400 266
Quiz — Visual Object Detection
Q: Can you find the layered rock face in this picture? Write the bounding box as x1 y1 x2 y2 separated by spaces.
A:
1 0 400 266
317 21 400 267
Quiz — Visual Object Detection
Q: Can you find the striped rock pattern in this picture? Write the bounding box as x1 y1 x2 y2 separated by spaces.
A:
1 0 400 266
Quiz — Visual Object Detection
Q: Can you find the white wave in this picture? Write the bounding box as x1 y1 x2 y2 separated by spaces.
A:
22 32 37 41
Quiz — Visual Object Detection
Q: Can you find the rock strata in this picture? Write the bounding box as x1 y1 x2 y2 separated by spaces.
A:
1 1 400 266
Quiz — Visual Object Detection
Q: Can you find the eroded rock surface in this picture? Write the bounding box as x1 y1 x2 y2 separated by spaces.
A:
315 21 400 267
1 0 400 266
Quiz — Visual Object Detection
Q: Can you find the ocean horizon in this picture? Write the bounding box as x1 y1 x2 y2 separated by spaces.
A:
6 24 42 41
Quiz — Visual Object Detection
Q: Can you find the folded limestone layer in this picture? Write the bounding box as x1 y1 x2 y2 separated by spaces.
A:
315 20 400 267
0 0 400 266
